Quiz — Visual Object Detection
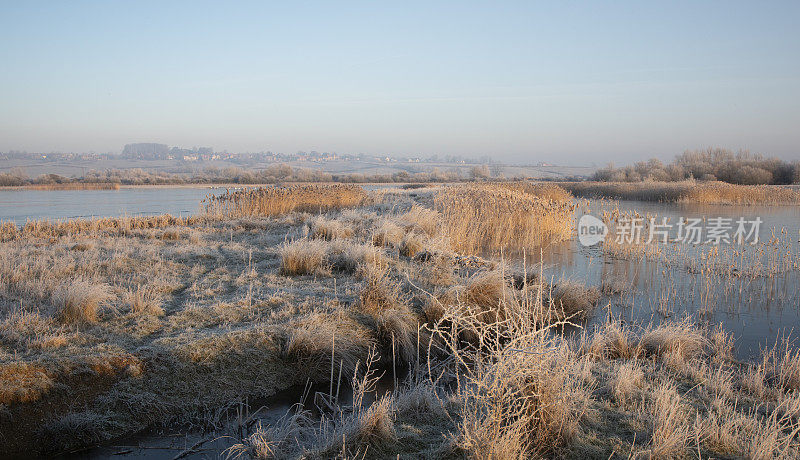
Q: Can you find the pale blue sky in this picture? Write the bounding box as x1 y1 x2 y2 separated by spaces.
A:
1 1 798 163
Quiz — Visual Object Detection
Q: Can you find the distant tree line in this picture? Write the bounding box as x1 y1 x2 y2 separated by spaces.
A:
592 148 800 185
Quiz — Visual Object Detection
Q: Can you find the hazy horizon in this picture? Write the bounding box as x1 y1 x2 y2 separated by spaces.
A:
1 1 799 163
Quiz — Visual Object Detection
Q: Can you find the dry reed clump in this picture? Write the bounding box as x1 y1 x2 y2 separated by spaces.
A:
562 180 800 205
232 382 399 459
309 216 354 241
52 280 115 324
355 265 419 363
0 362 53 405
398 231 426 257
461 269 517 323
639 319 708 361
682 182 800 205
282 312 374 379
610 360 644 408
434 184 575 254
550 281 600 320
582 321 639 361
582 318 708 363
326 241 388 276
392 380 449 420
753 337 800 393
205 184 367 218
314 396 398 457
357 265 405 315
425 269 593 459
231 411 313 459
371 219 405 248
638 381 691 458
278 239 329 276
450 332 591 458
123 286 164 316
398 205 441 236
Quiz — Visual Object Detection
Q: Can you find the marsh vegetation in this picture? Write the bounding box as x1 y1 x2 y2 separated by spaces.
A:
0 182 798 458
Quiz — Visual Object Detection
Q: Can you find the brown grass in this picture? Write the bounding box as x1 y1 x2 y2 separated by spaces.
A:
371 219 405 248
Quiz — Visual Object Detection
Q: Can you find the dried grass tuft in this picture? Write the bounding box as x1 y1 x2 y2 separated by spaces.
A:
52 280 114 324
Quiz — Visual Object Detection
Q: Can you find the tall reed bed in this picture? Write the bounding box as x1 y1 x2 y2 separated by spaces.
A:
204 184 367 218
0 214 205 241
562 180 800 205
495 180 574 202
434 184 575 254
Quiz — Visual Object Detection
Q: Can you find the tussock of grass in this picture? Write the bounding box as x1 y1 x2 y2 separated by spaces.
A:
371 219 405 248
0 362 53 405
398 205 440 236
640 381 690 458
38 410 122 452
123 286 164 316
611 360 643 408
279 239 328 276
583 321 639 360
398 231 425 257
551 281 600 320
356 266 419 363
765 338 800 392
52 280 114 324
327 241 388 275
309 216 354 241
461 269 516 321
282 312 374 379
639 319 707 360
228 410 313 459
315 395 398 456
